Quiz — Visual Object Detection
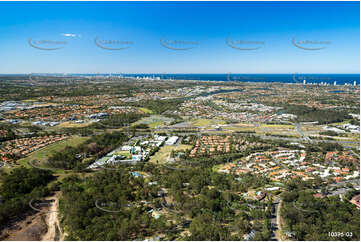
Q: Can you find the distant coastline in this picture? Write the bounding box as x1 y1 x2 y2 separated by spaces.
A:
0 73 360 85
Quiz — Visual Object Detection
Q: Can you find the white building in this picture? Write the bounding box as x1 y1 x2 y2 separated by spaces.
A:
265 187 280 191
165 136 179 145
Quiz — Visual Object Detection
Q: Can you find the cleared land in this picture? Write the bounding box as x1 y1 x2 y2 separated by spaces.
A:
57 121 92 128
149 144 192 164
256 124 301 137
134 115 174 128
190 118 226 127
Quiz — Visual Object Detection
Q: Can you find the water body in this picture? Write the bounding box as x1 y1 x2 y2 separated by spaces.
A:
76 73 360 86
14 73 360 86
329 90 346 93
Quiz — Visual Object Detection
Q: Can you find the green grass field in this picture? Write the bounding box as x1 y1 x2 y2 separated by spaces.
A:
139 107 153 114
113 150 131 159
19 135 89 168
190 119 213 127
190 119 226 127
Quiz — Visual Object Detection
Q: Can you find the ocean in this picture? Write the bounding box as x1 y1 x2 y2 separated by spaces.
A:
5 73 359 85
87 73 360 85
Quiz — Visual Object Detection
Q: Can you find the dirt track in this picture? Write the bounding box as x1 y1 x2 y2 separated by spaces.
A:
41 192 63 241
275 199 283 241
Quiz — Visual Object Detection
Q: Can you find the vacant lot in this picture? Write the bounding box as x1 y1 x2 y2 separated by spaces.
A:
134 115 174 128
256 124 300 137
149 144 191 164
57 121 92 128
190 118 225 127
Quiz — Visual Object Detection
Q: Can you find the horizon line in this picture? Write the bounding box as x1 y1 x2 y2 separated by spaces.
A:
0 73 360 75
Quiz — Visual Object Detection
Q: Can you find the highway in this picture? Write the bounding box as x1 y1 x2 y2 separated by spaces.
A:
134 129 358 147
349 149 360 158
294 123 313 143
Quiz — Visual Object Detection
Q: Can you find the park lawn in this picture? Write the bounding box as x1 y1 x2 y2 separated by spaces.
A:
139 107 153 114
19 135 89 168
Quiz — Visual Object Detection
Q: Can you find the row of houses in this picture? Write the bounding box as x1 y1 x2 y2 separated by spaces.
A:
0 134 68 161
190 135 231 157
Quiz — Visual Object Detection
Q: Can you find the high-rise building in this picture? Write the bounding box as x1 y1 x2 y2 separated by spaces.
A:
303 79 306 85
334 81 337 86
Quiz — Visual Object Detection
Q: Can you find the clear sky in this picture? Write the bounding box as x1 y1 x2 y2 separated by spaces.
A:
0 1 359 74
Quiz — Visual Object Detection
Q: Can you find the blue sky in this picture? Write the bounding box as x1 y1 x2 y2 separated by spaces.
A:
0 1 359 74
